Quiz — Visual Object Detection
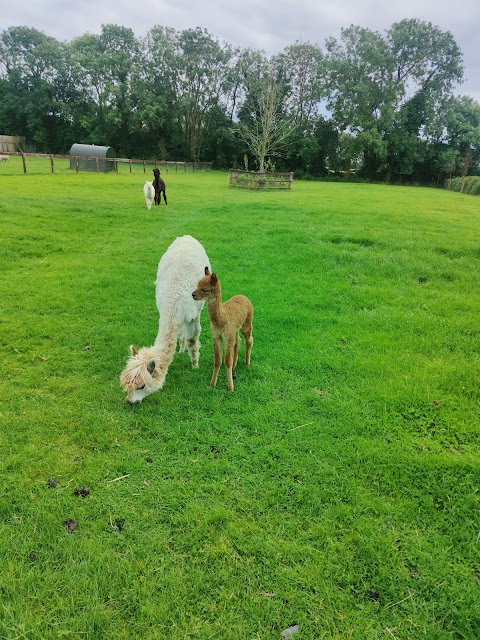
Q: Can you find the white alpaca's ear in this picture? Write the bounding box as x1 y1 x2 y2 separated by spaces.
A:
147 359 159 378
130 344 138 357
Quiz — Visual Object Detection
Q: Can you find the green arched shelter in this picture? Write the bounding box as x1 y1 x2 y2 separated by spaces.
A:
69 144 116 172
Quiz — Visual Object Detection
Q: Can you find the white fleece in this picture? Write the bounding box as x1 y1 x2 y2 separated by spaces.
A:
154 235 211 347
143 181 155 209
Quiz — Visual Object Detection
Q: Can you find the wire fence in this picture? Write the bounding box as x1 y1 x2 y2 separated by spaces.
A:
0 152 213 176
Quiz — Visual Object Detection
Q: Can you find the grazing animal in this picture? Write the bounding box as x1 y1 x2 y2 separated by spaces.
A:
143 181 155 209
192 267 253 392
0 155 8 162
120 235 210 404
152 168 167 205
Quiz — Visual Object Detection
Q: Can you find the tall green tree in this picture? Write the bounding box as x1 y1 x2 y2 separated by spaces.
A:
325 20 464 179
142 26 181 158
274 41 326 128
176 28 235 161
384 19 464 180
0 26 80 151
324 25 397 176
271 42 330 174
388 19 463 101
427 95 480 179
69 24 141 154
145 26 237 161
224 47 269 125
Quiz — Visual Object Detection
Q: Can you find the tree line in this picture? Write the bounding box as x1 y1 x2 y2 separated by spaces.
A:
0 20 479 182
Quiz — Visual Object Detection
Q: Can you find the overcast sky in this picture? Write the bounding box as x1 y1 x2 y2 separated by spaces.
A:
1 0 479 102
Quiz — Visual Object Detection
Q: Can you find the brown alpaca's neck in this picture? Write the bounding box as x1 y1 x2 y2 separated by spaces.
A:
207 282 225 327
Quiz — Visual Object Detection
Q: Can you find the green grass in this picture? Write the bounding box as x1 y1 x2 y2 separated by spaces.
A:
1 161 479 639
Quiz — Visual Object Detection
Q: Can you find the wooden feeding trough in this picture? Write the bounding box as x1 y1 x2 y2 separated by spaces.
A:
229 169 293 190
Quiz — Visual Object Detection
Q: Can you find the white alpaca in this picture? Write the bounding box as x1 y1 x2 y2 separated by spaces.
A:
120 235 211 404
143 181 155 209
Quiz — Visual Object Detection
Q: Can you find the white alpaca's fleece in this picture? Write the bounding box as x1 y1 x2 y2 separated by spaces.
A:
120 235 211 404
143 181 155 209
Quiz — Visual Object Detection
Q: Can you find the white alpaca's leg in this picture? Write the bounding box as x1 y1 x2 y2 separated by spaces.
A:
179 336 187 352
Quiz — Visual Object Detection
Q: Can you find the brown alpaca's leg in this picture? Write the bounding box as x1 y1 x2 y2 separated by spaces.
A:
244 333 253 367
210 338 222 387
232 335 241 373
225 337 236 391
241 312 253 367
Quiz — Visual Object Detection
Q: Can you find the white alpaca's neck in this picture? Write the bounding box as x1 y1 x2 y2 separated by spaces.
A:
154 319 177 351
144 327 176 391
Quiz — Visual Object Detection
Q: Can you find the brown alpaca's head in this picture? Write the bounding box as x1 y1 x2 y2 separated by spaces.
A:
120 344 165 405
192 266 218 301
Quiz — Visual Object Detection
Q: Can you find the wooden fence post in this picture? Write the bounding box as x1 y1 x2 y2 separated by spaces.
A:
129 159 132 174
50 155 54 174
75 157 79 173
22 153 27 174
143 160 146 174
96 157 99 172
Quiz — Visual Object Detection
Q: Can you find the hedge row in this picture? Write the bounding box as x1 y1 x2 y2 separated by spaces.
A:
445 176 480 196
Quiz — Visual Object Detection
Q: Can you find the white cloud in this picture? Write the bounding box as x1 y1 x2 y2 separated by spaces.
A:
1 0 479 100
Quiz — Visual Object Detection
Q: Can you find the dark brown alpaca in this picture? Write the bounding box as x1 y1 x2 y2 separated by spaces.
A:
152 168 167 205
192 267 253 391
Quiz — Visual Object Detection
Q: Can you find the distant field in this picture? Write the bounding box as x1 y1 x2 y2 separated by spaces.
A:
1 165 479 639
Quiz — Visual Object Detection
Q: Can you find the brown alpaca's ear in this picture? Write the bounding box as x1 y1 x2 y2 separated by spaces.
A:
204 266 210 275
130 345 138 357
210 273 218 285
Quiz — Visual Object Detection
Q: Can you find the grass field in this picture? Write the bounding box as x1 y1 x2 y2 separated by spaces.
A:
1 160 479 639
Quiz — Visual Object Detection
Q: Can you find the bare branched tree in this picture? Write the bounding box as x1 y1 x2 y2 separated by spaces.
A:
235 76 294 171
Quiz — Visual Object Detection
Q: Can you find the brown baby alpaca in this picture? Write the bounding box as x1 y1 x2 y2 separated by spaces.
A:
192 267 253 391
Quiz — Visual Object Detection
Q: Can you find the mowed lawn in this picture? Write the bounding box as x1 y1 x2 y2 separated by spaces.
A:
0 162 479 639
